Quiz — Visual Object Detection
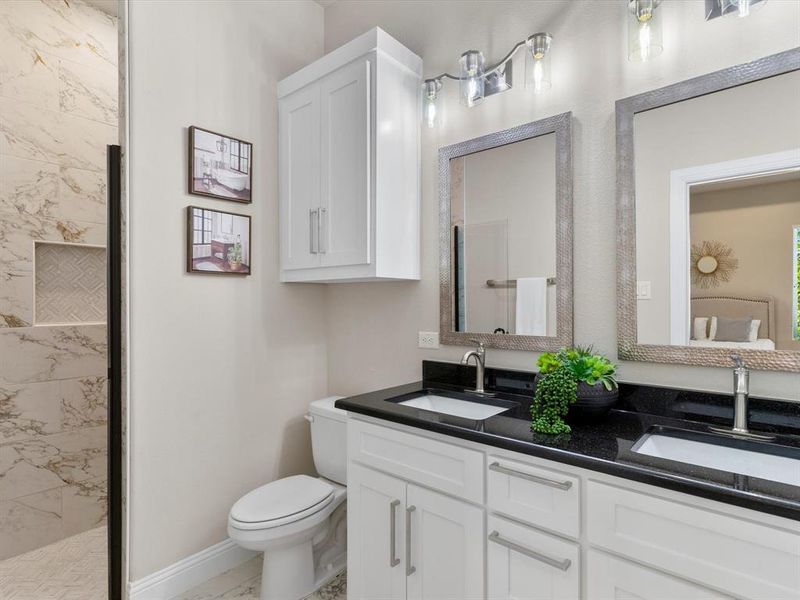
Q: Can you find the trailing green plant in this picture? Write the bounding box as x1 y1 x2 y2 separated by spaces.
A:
530 364 577 435
537 346 618 391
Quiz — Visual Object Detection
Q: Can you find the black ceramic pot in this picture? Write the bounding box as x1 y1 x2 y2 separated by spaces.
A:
534 374 618 422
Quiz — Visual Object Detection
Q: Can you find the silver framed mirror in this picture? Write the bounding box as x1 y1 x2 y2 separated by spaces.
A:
439 113 573 351
617 48 800 371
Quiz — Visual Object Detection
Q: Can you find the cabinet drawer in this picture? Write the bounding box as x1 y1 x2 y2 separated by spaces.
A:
487 514 580 600
348 420 484 504
487 455 580 539
587 481 800 600
587 549 732 599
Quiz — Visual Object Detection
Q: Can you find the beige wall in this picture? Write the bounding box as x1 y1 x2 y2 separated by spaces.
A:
322 0 800 400
635 70 800 344
127 0 325 579
690 179 800 351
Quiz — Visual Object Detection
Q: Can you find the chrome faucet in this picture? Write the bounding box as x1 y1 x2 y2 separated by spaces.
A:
709 354 774 441
730 354 750 434
461 341 487 395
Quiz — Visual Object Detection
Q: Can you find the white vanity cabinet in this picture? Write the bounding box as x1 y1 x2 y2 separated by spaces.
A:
346 416 800 600
348 463 485 600
278 28 422 283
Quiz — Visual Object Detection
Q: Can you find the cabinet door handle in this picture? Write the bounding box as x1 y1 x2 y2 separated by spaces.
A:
488 531 572 571
309 209 318 254
489 461 572 490
318 207 327 254
389 499 400 568
405 505 416 576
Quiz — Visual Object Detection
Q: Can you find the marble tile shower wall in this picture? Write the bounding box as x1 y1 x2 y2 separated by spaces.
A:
0 0 117 559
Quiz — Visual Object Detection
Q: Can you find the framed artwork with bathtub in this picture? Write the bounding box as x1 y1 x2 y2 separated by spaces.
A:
186 206 252 275
189 126 253 203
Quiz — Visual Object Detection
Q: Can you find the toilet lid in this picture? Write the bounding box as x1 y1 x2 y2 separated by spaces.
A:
230 475 334 525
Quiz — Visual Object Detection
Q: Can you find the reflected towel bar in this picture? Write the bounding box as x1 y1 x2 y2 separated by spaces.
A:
486 278 556 288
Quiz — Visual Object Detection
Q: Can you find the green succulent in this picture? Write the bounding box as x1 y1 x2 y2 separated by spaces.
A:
530 364 577 435
537 346 618 391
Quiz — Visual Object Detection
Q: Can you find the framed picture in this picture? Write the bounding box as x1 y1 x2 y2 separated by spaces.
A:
189 126 253 203
187 206 251 275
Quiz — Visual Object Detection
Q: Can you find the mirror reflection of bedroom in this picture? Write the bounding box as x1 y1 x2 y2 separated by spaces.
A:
687 172 800 352
634 67 800 352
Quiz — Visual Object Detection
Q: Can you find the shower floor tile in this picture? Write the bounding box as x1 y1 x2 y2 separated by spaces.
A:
0 524 106 599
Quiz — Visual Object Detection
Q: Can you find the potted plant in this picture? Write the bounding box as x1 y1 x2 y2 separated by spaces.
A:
531 347 619 433
227 240 243 271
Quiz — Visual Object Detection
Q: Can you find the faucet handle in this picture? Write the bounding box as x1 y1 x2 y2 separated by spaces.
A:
469 339 485 352
731 353 745 368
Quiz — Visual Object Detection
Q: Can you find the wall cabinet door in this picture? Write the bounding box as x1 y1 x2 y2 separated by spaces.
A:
587 549 733 599
406 483 484 600
319 57 371 268
347 463 407 600
487 515 579 600
279 84 321 270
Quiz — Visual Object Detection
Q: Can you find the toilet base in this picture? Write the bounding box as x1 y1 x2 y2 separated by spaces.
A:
261 540 315 600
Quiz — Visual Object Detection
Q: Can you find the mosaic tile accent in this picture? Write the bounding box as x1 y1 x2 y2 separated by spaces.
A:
35 243 106 325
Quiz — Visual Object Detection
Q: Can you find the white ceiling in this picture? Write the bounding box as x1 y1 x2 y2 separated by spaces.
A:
692 169 800 194
314 0 338 7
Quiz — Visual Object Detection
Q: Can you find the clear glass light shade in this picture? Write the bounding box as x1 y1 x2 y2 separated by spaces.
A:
459 50 485 107
628 0 663 62
525 33 552 93
422 79 442 129
723 0 766 17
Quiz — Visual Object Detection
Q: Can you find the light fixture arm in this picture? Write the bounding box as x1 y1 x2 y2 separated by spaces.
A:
426 39 527 83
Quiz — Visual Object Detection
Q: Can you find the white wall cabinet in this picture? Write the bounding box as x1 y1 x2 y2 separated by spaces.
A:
346 417 800 600
278 28 421 282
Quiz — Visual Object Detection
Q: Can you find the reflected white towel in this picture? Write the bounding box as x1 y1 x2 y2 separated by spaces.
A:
516 277 547 336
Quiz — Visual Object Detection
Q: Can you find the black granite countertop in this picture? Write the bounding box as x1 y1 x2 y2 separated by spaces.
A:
335 361 800 521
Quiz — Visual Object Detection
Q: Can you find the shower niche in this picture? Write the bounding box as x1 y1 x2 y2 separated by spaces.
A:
34 241 107 326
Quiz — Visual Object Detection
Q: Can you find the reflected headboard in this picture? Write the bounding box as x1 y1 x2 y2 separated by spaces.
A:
692 295 776 341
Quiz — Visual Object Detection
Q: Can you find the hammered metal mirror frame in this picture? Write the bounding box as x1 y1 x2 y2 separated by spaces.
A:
439 112 574 351
616 48 800 372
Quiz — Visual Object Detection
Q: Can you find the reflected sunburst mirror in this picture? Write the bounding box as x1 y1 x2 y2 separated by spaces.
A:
691 240 739 289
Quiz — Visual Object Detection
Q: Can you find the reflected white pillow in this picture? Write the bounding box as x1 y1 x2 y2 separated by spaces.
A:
693 317 709 341
709 316 717 340
749 319 761 342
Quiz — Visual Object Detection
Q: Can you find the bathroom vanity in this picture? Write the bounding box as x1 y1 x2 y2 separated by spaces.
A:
337 361 800 600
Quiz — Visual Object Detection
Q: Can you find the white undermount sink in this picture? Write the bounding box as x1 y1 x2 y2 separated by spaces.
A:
632 428 800 487
398 394 510 421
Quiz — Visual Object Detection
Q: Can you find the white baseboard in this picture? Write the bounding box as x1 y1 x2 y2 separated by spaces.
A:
128 538 257 600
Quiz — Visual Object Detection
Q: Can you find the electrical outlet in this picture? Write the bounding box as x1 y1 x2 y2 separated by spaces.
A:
637 281 652 300
418 331 439 349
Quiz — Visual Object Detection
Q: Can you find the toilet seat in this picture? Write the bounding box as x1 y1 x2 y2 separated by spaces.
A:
229 475 334 531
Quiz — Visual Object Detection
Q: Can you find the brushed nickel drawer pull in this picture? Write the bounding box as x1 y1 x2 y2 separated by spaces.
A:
488 531 572 571
389 499 400 568
405 505 416 576
489 461 572 490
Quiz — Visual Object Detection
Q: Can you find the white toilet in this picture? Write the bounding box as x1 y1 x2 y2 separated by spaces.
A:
228 397 347 600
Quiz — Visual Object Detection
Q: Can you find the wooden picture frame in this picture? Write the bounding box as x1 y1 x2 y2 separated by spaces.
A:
189 126 253 203
186 206 252 276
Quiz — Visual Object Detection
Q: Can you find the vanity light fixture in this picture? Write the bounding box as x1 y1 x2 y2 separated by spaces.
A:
423 78 443 129
705 0 766 21
526 33 553 93
627 0 663 62
421 34 554 127
459 50 486 107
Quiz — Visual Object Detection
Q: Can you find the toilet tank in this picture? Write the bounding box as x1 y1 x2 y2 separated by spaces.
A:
308 397 348 485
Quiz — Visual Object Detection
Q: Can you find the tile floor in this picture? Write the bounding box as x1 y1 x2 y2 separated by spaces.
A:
173 557 347 600
0 525 107 600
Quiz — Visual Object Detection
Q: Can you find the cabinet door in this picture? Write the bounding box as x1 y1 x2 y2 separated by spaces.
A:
279 84 321 270
487 515 579 600
587 549 733 599
347 463 407 600
406 484 484 600
319 57 371 268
